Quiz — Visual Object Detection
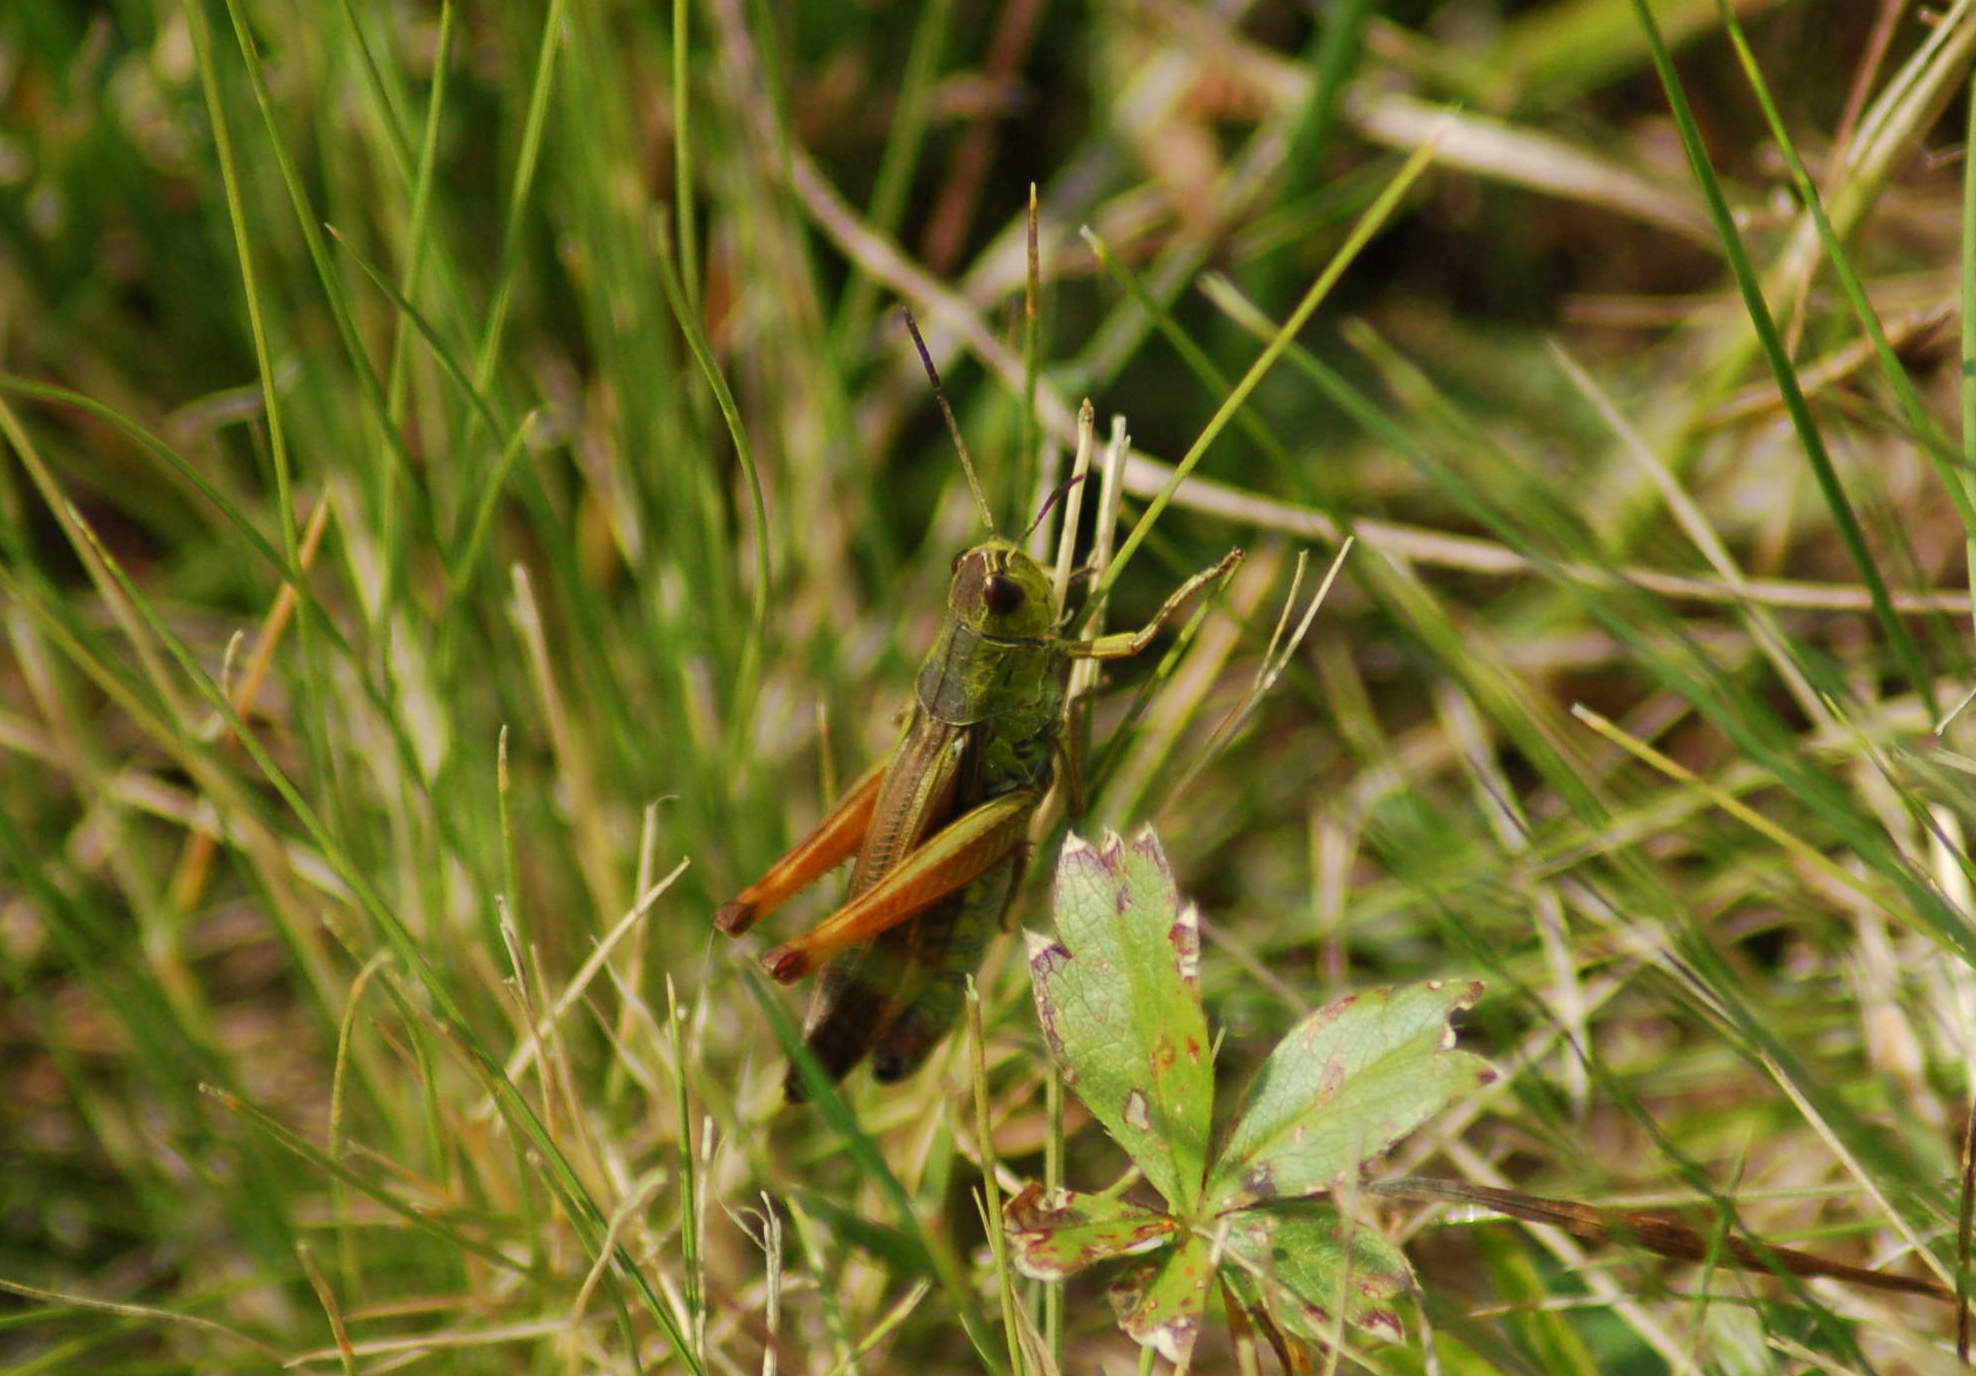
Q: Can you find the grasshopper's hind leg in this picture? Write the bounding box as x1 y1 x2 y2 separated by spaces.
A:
715 759 887 935
870 848 1025 1083
762 788 1039 982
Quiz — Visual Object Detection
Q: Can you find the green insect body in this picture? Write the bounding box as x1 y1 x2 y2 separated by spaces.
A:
715 530 1240 1101
799 537 1069 1093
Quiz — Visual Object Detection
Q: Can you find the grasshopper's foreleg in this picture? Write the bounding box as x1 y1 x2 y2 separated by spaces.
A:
1067 549 1244 661
715 759 888 935
762 788 1043 982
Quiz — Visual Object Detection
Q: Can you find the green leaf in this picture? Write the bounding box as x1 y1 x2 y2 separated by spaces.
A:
1207 980 1493 1213
1029 828 1214 1212
1002 1182 1178 1281
1219 1200 1413 1348
1107 1231 1215 1366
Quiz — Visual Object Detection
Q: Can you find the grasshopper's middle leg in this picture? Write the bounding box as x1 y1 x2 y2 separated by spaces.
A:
763 787 1041 982
715 759 887 935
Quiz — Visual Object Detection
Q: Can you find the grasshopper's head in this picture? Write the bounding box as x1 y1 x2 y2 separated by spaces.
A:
949 538 1055 641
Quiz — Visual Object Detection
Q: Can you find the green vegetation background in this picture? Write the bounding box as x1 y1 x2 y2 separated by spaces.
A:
3 0 1975 1370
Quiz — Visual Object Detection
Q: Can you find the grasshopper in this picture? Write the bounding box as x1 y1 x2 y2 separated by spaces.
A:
717 319 1242 1101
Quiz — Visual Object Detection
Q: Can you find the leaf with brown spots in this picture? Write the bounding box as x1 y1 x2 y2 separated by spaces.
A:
1218 1200 1414 1349
1002 1182 1178 1281
1028 828 1213 1212
1107 1231 1215 1366
1013 825 1494 1368
1206 981 1494 1214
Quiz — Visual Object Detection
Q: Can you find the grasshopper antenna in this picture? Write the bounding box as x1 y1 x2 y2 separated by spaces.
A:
1024 472 1086 544
903 307 996 533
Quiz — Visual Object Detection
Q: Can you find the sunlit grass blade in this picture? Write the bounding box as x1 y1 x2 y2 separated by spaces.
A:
1626 0 1937 714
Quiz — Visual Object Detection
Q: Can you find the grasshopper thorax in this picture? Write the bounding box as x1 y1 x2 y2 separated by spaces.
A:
949 538 1056 641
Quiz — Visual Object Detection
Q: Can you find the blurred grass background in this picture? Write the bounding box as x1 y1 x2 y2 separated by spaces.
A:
5 0 1976 1370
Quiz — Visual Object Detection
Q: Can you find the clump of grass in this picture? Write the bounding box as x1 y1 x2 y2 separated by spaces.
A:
3 1 1976 1371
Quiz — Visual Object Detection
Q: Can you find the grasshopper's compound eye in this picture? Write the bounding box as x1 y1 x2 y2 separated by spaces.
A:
952 551 965 573
983 574 1026 616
